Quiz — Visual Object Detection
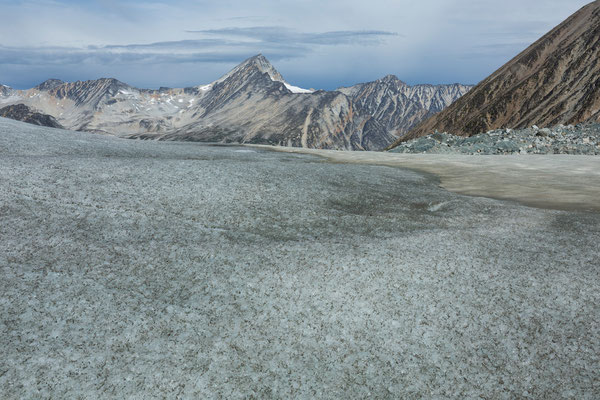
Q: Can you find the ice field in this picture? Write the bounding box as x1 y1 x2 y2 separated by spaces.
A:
1 118 599 398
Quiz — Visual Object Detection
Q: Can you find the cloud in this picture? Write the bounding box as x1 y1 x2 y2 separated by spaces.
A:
188 27 400 45
0 45 288 66
0 27 397 67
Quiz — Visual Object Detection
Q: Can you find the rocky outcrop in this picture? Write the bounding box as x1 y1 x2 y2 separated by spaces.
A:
392 1 600 146
0 104 63 128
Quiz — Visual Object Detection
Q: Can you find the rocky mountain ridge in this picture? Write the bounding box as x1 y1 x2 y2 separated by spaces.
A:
338 75 472 136
392 1 600 147
1 55 470 150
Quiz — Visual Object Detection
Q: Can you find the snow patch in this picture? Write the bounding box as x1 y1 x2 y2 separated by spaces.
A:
284 83 314 94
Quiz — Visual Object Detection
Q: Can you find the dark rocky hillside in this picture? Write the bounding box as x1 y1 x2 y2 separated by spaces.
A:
0 104 63 129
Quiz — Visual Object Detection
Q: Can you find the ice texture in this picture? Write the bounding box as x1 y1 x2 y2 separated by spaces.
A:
1 118 599 398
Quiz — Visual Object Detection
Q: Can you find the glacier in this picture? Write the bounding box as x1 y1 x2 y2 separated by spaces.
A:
0 117 598 398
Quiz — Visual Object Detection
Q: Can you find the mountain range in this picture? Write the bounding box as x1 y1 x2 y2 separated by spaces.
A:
0 55 471 151
392 0 600 147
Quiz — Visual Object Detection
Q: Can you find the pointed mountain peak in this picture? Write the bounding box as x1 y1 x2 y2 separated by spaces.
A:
378 74 407 86
241 54 273 68
381 74 399 81
240 54 284 82
35 79 65 91
217 54 285 84
211 54 314 93
246 53 267 63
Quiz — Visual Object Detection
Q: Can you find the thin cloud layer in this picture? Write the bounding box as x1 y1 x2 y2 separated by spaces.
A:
189 27 399 45
0 28 396 67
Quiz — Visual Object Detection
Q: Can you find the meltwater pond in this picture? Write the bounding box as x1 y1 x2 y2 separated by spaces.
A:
1 118 599 398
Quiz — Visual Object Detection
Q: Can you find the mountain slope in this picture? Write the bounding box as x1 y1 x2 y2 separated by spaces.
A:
338 75 472 135
392 1 600 145
1 85 13 97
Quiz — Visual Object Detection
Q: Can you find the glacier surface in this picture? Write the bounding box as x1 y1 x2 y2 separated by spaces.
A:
1 118 599 398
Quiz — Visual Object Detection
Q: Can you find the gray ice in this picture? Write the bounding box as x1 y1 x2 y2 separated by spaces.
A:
1 118 599 398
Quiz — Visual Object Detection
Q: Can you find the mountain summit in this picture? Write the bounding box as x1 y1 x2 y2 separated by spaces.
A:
34 79 65 91
221 54 286 83
393 1 600 145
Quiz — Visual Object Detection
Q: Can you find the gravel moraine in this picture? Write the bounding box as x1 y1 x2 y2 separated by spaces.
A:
391 124 600 155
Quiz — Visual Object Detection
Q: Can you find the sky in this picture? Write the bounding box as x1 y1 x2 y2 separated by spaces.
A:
0 0 592 90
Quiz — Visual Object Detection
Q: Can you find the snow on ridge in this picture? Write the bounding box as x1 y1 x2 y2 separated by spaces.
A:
266 74 313 94
263 70 313 93
283 83 314 94
263 71 313 94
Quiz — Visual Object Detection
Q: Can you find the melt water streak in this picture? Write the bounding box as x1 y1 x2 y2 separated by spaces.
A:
256 145 600 212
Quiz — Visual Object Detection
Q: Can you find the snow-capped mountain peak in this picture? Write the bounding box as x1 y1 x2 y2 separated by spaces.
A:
214 54 313 94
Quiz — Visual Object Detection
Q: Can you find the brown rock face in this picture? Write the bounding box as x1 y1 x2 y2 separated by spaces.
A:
392 1 600 146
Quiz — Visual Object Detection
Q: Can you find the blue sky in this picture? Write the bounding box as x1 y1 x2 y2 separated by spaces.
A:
0 0 592 90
